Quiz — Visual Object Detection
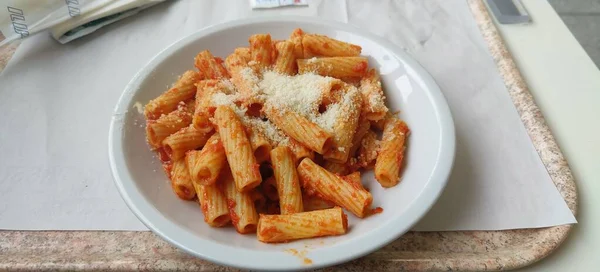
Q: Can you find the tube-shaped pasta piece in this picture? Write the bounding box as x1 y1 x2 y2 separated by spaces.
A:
170 159 196 200
297 57 368 78
374 117 409 187
271 146 303 215
274 41 297 75
271 39 283 61
162 124 213 161
297 158 373 218
225 50 249 72
257 207 348 243
265 106 332 154
222 167 259 234
214 106 262 192
234 47 251 61
323 86 362 163
185 133 226 185
249 34 273 69
193 80 235 131
144 70 200 119
248 127 272 163
289 28 305 59
343 172 363 189
194 50 229 79
226 53 261 102
146 101 194 148
302 194 335 212
302 34 361 57
348 114 371 157
192 181 230 227
357 130 379 169
193 80 216 131
245 117 314 162
360 69 388 121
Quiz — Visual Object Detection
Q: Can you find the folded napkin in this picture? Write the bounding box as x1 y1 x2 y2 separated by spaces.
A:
0 0 164 46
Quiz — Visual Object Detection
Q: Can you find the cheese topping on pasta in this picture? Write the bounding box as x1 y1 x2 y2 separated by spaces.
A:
209 70 355 144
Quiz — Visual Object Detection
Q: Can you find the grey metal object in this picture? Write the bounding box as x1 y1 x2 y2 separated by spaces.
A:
486 0 531 24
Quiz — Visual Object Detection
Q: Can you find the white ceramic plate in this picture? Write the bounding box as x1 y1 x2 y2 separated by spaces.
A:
109 17 455 271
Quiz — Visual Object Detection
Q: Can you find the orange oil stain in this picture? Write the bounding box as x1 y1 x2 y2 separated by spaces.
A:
284 248 313 266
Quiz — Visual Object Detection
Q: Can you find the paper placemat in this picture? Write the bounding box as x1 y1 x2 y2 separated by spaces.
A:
0 0 575 231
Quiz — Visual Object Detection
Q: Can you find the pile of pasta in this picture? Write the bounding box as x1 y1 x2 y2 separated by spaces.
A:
144 29 409 243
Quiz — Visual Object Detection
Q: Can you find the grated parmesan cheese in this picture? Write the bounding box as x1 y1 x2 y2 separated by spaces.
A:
245 117 290 146
240 67 261 94
260 71 333 116
340 86 360 121
211 92 247 117
368 93 385 111
202 69 363 149
210 90 289 146
211 92 236 106
316 86 359 133
315 103 340 133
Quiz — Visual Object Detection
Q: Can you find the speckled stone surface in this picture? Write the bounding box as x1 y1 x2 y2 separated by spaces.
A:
0 0 577 270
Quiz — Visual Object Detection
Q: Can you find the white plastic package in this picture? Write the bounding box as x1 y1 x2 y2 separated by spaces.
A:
0 0 164 46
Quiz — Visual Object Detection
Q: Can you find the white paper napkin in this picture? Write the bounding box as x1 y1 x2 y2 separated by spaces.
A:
0 0 576 231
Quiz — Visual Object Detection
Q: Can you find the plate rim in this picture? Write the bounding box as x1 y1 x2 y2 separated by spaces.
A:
108 16 456 271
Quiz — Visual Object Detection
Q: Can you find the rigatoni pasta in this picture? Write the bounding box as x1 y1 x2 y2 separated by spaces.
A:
360 69 388 121
257 207 347 243
302 34 361 57
323 85 362 163
185 133 226 186
162 124 213 161
298 158 373 218
144 70 200 120
169 159 196 200
247 127 272 163
143 29 410 243
146 100 194 148
249 34 273 69
222 167 259 234
193 80 234 131
297 57 369 78
375 116 410 187
194 50 230 79
214 106 262 192
270 146 303 215
274 41 297 75
265 105 332 155
357 130 379 169
192 181 230 227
